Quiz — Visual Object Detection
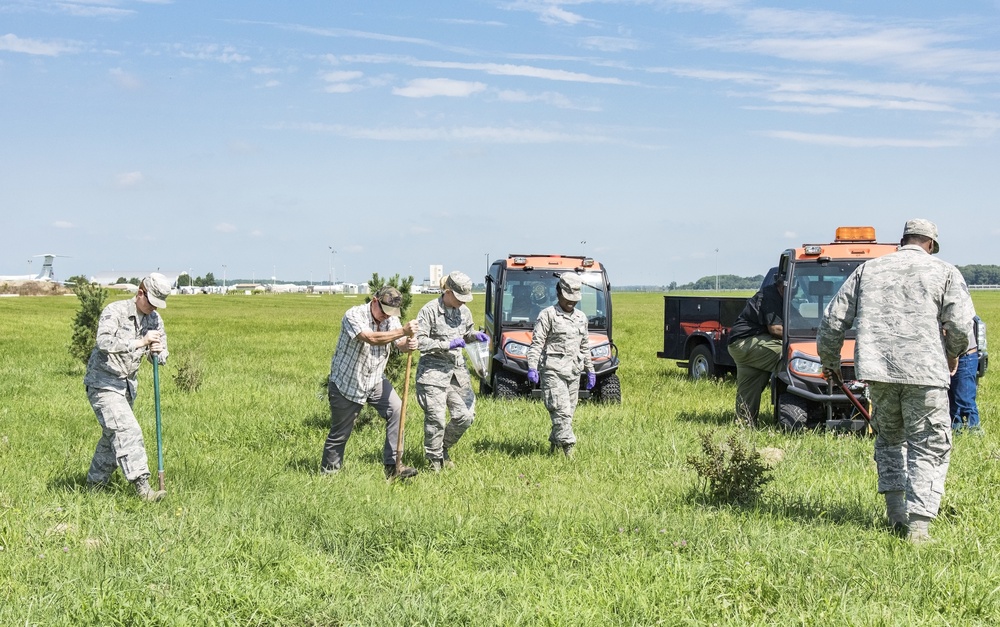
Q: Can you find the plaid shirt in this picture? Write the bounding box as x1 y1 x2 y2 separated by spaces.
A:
329 302 401 404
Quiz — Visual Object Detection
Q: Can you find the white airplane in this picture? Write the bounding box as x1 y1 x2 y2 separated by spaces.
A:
0 254 65 282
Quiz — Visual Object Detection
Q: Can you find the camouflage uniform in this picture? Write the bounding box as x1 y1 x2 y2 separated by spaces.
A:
416 296 478 461
527 304 594 448
818 243 974 521
84 298 168 483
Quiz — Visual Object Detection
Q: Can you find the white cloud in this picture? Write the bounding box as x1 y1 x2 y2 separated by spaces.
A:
249 229 263 237
761 130 963 148
495 89 601 111
54 220 74 229
410 225 432 235
56 3 134 18
174 43 250 64
261 79 280 88
325 83 362 94
323 71 363 82
251 66 281 75
504 1 591 25
215 223 238 233
116 171 143 187
579 36 641 53
393 78 487 98
109 67 141 89
0 34 76 56
278 122 614 145
412 60 635 85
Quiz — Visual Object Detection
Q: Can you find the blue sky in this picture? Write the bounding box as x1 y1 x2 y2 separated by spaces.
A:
2 0 998 286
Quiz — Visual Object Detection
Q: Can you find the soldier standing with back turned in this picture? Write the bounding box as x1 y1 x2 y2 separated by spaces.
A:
818 219 974 544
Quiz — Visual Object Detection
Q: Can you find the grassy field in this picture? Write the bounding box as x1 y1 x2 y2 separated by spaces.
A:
1 290 998 625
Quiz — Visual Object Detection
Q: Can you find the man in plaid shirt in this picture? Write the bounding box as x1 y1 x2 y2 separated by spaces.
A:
321 286 420 479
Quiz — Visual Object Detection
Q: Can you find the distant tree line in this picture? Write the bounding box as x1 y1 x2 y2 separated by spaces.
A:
957 265 1000 286
671 274 766 291
662 265 1000 291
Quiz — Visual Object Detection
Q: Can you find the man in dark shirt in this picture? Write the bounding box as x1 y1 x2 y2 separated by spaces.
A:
727 273 785 427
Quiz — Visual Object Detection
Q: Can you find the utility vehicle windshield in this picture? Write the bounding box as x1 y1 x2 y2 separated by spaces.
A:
501 271 607 329
786 260 862 337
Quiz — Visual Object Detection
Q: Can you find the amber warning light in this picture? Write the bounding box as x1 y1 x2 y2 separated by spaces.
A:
834 226 877 242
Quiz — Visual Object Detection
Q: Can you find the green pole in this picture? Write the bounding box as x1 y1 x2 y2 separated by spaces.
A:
153 357 165 491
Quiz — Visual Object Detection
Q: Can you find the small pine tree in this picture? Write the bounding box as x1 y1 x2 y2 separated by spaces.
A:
367 272 415 385
68 281 108 364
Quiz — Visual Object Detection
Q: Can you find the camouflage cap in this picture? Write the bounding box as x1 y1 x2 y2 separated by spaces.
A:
903 218 939 254
375 286 403 317
445 271 473 303
141 272 171 309
557 272 582 302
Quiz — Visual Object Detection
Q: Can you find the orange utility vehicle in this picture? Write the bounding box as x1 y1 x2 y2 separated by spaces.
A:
481 254 621 402
659 227 899 431
770 226 899 430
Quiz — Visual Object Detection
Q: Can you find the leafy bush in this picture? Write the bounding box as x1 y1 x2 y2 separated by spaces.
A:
686 430 773 504
68 281 108 364
173 351 204 392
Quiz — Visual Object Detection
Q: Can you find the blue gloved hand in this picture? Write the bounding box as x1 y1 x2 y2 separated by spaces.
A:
586 372 596 390
473 331 489 343
449 338 466 350
527 369 539 385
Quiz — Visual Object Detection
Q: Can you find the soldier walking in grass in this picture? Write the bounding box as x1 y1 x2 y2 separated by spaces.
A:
527 272 595 457
321 286 420 480
84 273 171 502
415 271 488 472
818 219 975 544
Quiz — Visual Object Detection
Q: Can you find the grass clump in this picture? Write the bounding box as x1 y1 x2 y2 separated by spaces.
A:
686 429 773 504
173 350 204 392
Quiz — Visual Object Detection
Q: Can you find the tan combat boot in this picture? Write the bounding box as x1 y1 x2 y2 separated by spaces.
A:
132 475 166 502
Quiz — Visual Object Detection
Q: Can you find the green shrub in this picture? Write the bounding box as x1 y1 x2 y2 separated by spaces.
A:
67 281 108 364
173 350 204 392
686 430 773 504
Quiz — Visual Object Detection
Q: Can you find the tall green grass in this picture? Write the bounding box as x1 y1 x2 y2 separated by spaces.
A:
1 291 998 625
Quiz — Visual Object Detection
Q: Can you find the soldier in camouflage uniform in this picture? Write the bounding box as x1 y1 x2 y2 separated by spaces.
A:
416 271 488 471
527 272 596 457
818 219 974 544
84 273 172 502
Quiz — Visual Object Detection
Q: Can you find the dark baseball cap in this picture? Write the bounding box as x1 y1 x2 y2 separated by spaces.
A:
375 286 403 317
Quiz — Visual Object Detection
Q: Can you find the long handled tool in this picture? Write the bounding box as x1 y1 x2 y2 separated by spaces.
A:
394 352 414 476
826 370 872 429
152 356 165 491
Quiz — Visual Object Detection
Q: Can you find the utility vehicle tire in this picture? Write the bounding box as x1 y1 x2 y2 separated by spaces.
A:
493 371 521 399
688 345 715 381
593 373 622 404
776 393 810 431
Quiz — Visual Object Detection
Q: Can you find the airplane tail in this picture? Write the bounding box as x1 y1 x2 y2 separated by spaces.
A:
34 254 57 281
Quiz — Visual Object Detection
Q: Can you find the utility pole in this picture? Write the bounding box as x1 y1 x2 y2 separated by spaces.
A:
715 249 720 291
329 246 337 285
222 264 227 292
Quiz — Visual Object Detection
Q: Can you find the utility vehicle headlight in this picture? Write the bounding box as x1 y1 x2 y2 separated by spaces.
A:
790 357 823 375
591 344 611 359
505 342 529 357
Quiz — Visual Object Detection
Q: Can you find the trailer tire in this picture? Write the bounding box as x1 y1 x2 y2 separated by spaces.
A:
493 371 521 399
776 393 810 431
593 373 621 404
688 345 715 381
